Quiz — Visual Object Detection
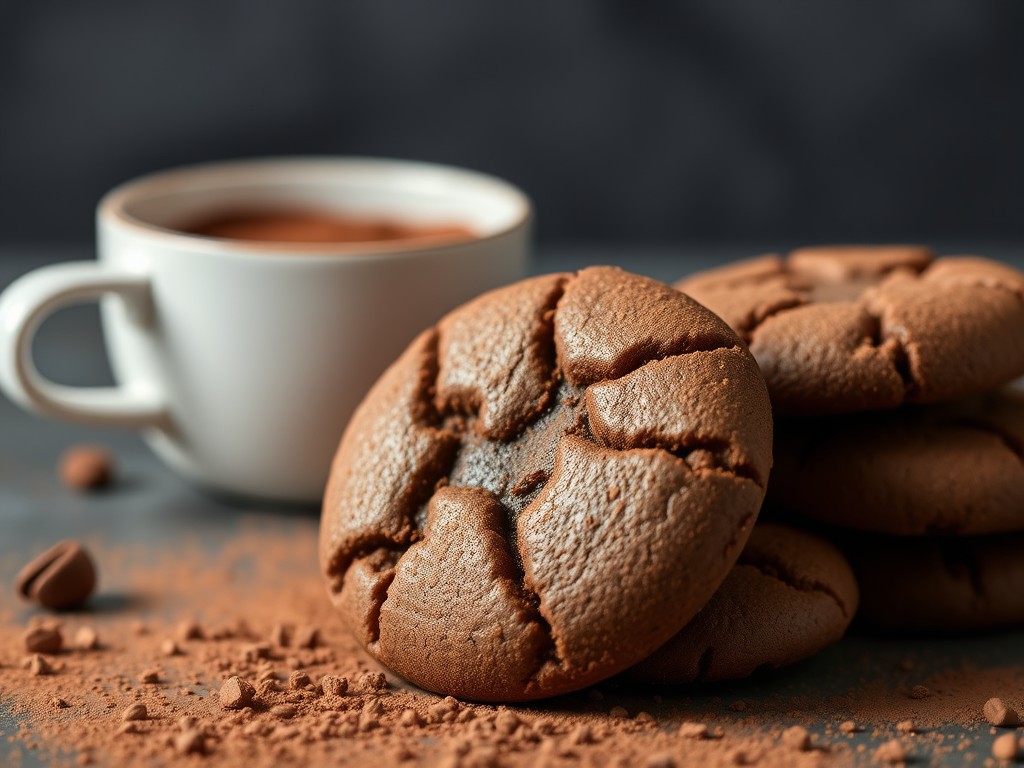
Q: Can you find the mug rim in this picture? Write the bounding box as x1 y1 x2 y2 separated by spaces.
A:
98 156 533 262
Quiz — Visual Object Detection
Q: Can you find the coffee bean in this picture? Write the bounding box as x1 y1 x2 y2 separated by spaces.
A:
16 541 97 610
58 445 114 491
23 626 63 654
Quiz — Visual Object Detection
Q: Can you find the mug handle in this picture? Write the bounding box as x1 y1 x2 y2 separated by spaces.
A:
0 261 169 428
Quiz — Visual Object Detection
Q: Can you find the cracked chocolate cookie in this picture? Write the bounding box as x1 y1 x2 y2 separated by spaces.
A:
624 524 857 684
771 388 1024 536
320 267 773 701
675 246 1024 415
847 533 1024 631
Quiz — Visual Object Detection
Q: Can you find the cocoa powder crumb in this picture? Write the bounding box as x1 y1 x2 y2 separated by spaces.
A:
839 720 859 734
992 732 1020 761
781 725 811 751
177 620 204 642
174 729 206 756
399 708 422 727
160 638 182 657
609 706 628 718
269 623 291 647
320 674 348 696
121 703 147 722
358 670 387 691
907 685 931 699
75 626 99 650
288 670 312 690
271 703 297 720
874 739 907 764
294 625 319 649
51 697 69 709
28 653 54 676
219 676 255 709
679 722 708 739
138 668 160 684
895 720 917 734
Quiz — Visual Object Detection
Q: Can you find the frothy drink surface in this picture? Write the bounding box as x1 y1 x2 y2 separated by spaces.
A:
180 209 476 245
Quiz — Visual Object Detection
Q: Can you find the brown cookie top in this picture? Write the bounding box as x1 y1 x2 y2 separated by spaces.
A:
675 246 1024 414
624 524 858 684
846 533 1024 632
320 267 772 701
771 388 1024 536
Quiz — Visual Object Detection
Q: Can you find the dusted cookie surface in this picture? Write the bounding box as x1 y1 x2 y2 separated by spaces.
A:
847 533 1024 632
675 246 1024 415
624 524 857 684
772 388 1024 536
320 267 772 701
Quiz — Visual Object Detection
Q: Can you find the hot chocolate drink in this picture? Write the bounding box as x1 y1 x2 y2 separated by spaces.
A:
180 209 476 245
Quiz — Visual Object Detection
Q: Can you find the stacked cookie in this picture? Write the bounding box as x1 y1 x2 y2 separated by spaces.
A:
320 267 858 701
677 245 1024 633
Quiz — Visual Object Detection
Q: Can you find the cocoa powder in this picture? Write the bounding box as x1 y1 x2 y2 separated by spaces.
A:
0 522 1021 767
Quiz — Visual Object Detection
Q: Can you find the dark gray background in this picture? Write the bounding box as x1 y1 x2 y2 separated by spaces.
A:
2 0 1022 249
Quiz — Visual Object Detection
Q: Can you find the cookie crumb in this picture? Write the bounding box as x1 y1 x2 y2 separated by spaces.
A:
288 670 312 690
399 708 422 727
174 729 205 756
992 732 1020 761
176 620 204 642
645 753 676 768
358 671 387 691
895 720 917 734
219 676 255 709
984 697 1021 727
28 654 54 676
75 627 99 651
874 739 907 764
269 623 291 647
781 725 811 751
294 625 319 649
160 639 181 657
679 722 708 739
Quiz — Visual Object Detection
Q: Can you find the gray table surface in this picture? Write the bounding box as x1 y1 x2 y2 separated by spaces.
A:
2 244 1023 767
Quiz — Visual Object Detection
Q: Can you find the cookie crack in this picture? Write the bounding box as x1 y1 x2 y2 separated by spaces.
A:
492 499 563 687
739 550 853 619
619 431 764 489
862 308 919 397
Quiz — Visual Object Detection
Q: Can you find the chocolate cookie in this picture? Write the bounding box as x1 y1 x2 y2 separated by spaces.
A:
320 267 773 701
675 246 1024 415
771 388 1024 536
625 524 857 684
847 534 1024 632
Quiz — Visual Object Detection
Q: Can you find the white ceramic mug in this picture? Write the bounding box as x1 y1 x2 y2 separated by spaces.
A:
0 158 531 502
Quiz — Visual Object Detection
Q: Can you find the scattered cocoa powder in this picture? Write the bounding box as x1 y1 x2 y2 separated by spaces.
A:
2 523 1021 768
